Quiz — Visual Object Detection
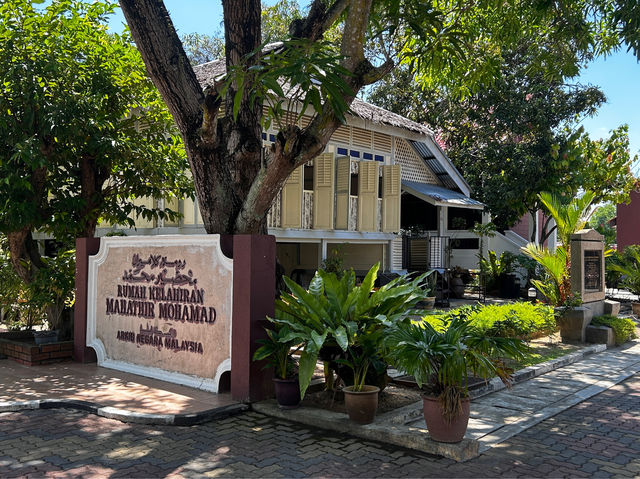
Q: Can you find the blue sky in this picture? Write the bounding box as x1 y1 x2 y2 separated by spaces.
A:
110 3 640 174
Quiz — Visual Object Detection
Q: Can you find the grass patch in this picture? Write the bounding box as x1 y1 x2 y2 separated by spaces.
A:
507 341 579 370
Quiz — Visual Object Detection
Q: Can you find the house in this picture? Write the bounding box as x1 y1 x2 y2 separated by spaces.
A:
617 189 640 250
95 60 486 281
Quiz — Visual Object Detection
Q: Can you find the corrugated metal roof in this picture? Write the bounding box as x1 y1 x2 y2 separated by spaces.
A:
407 140 460 191
402 181 484 209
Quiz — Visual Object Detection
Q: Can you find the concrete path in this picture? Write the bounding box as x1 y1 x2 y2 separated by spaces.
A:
449 341 640 451
0 361 245 424
1 373 639 477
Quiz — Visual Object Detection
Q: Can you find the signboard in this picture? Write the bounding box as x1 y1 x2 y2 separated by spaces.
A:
87 236 233 392
584 250 602 292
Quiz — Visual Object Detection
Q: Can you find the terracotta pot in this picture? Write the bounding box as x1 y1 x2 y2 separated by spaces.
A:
273 378 301 409
632 302 640 316
424 296 436 310
422 394 470 443
343 385 380 425
450 276 465 299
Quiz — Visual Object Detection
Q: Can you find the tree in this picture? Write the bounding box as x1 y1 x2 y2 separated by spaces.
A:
0 0 192 334
368 44 607 230
118 0 634 237
181 32 225 64
589 203 617 247
523 191 596 306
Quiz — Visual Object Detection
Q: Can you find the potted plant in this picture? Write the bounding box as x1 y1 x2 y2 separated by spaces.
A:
271 262 430 402
610 245 640 315
384 314 527 443
253 321 301 408
449 267 466 298
336 327 383 424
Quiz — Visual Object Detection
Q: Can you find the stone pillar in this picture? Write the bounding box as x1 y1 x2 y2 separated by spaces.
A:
570 229 606 317
73 237 100 363
229 235 276 402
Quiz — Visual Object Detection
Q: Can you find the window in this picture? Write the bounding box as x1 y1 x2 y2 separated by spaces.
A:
304 164 314 191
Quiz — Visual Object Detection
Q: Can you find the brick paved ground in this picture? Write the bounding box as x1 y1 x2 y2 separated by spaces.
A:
1 374 638 478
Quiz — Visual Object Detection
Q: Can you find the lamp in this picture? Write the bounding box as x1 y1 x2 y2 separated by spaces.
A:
528 287 537 303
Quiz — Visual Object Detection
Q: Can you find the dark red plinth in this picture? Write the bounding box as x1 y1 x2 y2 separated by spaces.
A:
73 237 100 363
228 234 276 402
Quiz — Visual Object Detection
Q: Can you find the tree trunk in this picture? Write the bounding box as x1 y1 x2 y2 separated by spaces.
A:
119 0 389 235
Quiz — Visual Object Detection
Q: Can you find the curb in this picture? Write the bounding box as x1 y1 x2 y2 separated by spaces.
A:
251 400 478 462
0 399 249 425
252 343 609 462
470 343 607 399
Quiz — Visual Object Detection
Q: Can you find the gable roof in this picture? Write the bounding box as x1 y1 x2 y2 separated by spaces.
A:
192 60 472 195
193 60 433 137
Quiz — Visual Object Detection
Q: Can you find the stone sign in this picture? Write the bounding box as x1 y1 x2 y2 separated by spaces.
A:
570 229 605 307
87 235 233 392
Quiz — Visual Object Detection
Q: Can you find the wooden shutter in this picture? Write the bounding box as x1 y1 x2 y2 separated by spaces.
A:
281 166 303 228
358 161 379 231
131 197 156 229
382 164 401 232
163 197 179 227
334 156 351 230
313 153 335 230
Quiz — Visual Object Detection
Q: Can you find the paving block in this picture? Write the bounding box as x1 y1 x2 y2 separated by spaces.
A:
585 325 615 347
604 300 621 316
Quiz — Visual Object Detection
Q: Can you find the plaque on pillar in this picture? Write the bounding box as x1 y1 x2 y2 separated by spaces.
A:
570 229 605 305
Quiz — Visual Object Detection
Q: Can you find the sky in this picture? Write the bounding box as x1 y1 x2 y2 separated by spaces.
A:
109 2 640 174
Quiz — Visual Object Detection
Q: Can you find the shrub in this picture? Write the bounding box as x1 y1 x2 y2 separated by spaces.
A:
422 302 556 340
591 315 637 345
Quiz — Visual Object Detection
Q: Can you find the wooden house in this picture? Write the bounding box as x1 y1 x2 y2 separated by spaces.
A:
96 60 486 281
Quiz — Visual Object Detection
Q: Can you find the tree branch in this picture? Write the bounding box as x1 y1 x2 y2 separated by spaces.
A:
290 0 350 41
118 0 204 136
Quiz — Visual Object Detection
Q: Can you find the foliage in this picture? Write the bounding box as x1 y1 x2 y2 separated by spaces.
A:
609 245 640 295
424 302 556 340
0 0 192 330
119 0 638 237
590 203 618 247
564 125 639 205
479 250 516 291
0 0 191 241
253 318 299 379
223 38 354 130
181 32 224 64
0 238 75 332
538 191 595 252
521 191 596 306
522 244 571 307
605 249 624 289
369 44 636 234
269 263 430 397
320 246 345 277
383 313 527 421
591 314 637 345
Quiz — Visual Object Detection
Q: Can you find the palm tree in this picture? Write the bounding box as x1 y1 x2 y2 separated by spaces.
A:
538 190 595 255
522 191 595 305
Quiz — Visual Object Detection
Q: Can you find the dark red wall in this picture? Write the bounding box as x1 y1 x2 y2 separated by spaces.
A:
617 190 640 250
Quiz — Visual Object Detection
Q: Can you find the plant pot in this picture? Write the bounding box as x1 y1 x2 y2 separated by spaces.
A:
422 394 470 443
423 296 436 310
450 276 465 299
632 302 640 316
33 330 59 345
343 385 380 425
273 378 301 409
